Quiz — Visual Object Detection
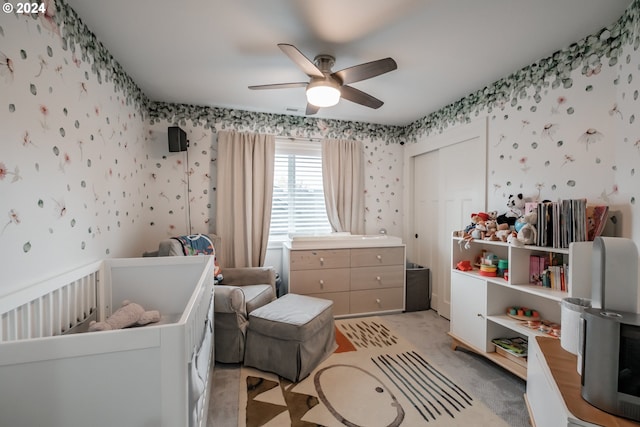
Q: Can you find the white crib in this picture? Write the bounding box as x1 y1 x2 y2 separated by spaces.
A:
0 255 216 427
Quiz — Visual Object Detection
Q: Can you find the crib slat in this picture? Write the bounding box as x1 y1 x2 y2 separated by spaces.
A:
44 292 53 337
9 310 17 341
70 280 77 329
25 305 31 339
54 289 62 336
37 298 44 338
80 276 87 320
0 264 100 342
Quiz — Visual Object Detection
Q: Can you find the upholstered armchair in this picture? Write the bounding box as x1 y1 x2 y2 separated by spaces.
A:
214 267 276 363
144 234 277 363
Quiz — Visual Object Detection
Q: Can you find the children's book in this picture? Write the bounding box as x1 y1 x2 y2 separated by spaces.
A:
586 205 609 241
492 337 528 356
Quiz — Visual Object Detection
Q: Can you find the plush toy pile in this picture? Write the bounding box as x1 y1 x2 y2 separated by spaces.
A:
88 300 161 332
456 193 538 247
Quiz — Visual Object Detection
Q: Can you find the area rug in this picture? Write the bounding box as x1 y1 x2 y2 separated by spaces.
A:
239 316 509 427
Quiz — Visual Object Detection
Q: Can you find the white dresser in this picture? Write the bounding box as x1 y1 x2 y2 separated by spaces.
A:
282 235 406 316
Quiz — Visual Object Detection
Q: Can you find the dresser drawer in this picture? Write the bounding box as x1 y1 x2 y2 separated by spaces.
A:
306 292 350 316
350 288 404 314
290 269 350 294
350 247 404 267
350 265 405 291
289 249 351 270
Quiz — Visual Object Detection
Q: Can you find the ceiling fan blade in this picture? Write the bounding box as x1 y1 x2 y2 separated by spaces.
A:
278 43 324 79
305 103 320 115
248 82 308 90
333 57 397 85
340 85 384 109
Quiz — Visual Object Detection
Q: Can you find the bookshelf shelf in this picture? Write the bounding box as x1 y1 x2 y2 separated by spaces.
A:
449 234 592 379
504 283 568 302
487 314 559 340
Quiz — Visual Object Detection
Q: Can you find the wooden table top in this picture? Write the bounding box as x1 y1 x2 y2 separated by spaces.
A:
536 337 640 427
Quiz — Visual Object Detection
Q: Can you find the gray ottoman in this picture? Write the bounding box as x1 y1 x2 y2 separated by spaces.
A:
244 293 335 382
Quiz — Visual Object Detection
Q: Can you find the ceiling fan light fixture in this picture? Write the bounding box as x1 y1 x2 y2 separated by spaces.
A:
306 80 340 107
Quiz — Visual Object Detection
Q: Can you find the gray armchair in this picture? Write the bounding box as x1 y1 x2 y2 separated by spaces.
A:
214 267 276 363
144 234 277 363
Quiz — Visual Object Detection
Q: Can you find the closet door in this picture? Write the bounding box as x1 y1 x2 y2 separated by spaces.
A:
405 118 487 319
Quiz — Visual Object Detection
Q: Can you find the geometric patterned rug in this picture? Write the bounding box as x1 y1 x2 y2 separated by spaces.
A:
239 317 509 426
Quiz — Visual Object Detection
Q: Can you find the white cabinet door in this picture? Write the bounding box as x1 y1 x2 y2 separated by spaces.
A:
406 119 487 319
450 271 487 350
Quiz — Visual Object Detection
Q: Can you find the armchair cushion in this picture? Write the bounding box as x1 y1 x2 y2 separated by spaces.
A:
213 284 274 315
220 267 277 296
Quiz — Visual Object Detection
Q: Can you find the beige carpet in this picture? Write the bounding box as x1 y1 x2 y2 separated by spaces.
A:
239 317 509 427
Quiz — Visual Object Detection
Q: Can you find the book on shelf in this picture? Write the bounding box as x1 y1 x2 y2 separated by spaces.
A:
529 253 567 290
586 204 609 241
529 255 541 285
530 198 589 248
492 337 528 356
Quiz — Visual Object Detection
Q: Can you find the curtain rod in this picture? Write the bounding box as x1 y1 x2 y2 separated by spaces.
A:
279 136 322 143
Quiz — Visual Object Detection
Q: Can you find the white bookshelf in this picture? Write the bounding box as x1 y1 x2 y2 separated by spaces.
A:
449 234 592 379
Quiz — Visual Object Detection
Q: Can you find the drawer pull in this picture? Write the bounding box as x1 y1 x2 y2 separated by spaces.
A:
319 279 324 288
376 276 381 281
376 298 381 306
376 255 382 261
320 257 324 265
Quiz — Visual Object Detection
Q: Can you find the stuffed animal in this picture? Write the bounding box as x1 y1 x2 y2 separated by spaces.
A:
516 211 538 245
496 193 526 227
495 226 512 242
471 219 487 239
483 219 498 240
506 231 522 247
463 212 490 234
458 212 492 248
88 300 160 332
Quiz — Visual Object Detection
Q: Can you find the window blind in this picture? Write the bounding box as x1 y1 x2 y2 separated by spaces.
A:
269 139 332 237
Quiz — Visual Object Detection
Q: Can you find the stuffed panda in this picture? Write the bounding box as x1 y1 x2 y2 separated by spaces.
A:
496 193 525 227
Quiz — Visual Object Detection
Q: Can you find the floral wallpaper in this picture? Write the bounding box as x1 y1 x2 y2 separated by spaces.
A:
405 0 640 243
2 0 640 295
0 1 149 294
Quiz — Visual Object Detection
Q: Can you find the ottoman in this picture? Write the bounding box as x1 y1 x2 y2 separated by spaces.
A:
244 293 336 382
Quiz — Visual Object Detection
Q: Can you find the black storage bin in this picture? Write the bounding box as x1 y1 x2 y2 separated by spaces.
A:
405 262 431 312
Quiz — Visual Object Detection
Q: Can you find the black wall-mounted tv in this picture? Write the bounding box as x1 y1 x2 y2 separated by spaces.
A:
168 126 187 152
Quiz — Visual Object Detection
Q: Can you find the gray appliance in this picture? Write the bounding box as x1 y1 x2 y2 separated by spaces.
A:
580 235 640 422
581 308 640 422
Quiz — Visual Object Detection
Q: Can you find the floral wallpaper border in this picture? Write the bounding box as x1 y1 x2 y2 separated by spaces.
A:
43 0 640 145
148 102 406 143
54 0 149 115
403 0 639 142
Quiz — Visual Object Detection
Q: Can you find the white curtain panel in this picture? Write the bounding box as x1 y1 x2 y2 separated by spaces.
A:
321 139 365 234
216 131 275 267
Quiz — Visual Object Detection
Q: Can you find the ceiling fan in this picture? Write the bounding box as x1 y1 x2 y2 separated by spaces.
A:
248 43 397 115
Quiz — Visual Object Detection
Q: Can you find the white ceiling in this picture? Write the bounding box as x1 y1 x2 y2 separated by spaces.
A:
65 0 631 126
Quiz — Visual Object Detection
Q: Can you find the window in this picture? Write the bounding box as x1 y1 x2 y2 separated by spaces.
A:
269 139 332 239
